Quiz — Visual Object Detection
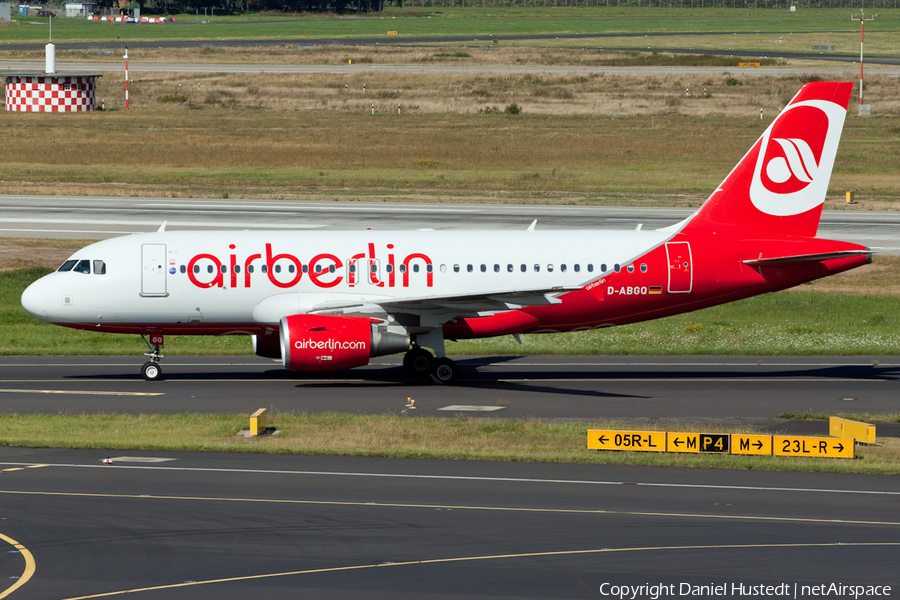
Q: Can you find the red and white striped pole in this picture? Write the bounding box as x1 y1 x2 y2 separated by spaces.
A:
851 9 875 106
124 46 129 110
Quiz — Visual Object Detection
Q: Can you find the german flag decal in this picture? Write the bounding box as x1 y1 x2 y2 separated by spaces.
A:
649 286 663 295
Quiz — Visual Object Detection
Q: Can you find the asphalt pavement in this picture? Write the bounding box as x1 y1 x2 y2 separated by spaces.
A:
1 355 899 437
2 196 899 254
0 448 897 599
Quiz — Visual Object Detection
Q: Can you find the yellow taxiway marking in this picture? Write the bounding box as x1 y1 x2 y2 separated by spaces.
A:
2 466 47 474
0 389 163 397
2 489 900 528
58 542 900 600
0 533 36 600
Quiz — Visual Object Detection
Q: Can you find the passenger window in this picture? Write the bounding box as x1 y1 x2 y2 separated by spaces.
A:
574 264 580 272
413 264 420 273
261 265 268 273
427 264 433 273
234 265 241 273
547 264 554 272
349 264 356 273
58 260 77 272
520 264 526 273
386 264 393 273
180 265 187 274
507 264 513 273
480 264 486 273
371 264 378 273
302 265 309 274
453 264 460 273
441 264 447 273
220 265 227 274
467 264 473 273
289 265 295 273
248 265 254 274
641 263 648 273
600 264 606 272
93 260 106 275
627 264 634 273
399 264 407 273
314 265 322 274
614 264 621 273
73 259 91 274
560 264 567 273
207 265 214 274
534 264 540 272
494 264 500 273
329 265 335 274
275 265 282 273
588 264 594 272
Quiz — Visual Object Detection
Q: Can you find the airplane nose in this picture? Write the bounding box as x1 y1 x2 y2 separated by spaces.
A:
21 277 51 321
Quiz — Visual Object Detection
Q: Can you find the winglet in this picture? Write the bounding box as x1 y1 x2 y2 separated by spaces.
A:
157 221 167 233
527 220 537 232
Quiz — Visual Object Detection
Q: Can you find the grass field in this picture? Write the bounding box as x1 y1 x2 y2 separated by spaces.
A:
2 73 899 205
1 412 898 474
3 8 899 47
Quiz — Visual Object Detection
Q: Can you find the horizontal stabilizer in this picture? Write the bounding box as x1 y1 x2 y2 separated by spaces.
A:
743 249 872 267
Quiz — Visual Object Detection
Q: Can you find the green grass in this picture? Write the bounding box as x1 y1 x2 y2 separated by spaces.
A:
2 111 898 201
1 412 897 473
5 267 900 356
4 8 899 49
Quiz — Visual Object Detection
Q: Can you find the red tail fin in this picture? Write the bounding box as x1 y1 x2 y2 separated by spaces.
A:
681 82 852 238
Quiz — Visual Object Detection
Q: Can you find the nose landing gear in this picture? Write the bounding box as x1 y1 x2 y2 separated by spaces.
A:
140 334 163 381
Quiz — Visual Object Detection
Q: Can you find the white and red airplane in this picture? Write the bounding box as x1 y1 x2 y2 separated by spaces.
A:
22 82 871 384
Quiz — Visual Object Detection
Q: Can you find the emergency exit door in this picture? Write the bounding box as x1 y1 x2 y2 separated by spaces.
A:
141 243 168 297
665 241 692 294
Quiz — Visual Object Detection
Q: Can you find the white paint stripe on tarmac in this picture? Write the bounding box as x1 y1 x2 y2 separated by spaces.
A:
0 461 897 496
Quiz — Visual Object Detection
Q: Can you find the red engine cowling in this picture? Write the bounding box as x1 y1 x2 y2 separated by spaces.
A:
279 314 409 372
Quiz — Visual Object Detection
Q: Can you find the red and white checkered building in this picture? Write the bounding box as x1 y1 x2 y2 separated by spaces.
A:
5 74 102 113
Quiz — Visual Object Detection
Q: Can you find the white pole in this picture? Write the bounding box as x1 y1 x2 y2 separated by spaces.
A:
124 47 129 110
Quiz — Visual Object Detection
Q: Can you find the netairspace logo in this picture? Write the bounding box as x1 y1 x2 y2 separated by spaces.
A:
294 339 366 351
598 582 892 600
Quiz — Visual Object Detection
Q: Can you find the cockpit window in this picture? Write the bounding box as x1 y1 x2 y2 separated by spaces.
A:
93 260 107 275
73 260 91 274
58 260 78 272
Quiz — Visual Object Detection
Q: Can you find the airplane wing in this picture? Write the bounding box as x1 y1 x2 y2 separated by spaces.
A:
308 286 579 315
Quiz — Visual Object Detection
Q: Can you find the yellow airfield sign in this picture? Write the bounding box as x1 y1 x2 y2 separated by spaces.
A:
829 417 875 444
774 436 854 459
667 433 729 453
666 432 699 453
731 434 773 456
587 430 665 452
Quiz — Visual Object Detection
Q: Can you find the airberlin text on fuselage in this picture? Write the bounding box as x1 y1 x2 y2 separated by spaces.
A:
187 242 434 290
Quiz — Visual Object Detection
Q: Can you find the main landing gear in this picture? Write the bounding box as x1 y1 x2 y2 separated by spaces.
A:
140 335 163 381
403 329 459 385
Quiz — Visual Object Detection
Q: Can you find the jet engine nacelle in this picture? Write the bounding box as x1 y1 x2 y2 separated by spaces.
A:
279 314 410 372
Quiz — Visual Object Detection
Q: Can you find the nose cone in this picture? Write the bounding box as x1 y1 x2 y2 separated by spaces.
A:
21 276 52 321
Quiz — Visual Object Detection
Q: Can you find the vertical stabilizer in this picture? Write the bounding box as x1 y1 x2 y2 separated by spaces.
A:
680 82 852 238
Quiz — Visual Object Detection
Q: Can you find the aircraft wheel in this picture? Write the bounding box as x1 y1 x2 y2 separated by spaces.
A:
430 357 459 385
403 347 433 378
141 361 163 381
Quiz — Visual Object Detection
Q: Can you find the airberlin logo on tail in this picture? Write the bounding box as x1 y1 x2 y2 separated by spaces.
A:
766 137 818 185
749 99 846 217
